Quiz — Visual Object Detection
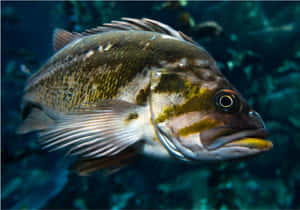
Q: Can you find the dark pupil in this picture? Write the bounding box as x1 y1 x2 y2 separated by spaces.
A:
221 96 232 107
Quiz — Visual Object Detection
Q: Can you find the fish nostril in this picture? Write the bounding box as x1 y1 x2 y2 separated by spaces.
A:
249 111 260 119
249 111 256 117
249 111 266 129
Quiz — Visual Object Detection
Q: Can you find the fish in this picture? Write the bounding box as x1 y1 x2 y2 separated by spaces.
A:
17 18 272 175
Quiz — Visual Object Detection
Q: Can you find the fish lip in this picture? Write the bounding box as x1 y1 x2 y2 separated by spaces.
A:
205 128 270 150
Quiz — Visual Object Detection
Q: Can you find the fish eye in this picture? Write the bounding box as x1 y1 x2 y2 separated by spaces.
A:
215 89 238 112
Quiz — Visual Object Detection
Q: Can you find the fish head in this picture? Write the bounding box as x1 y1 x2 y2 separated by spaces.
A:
150 61 272 161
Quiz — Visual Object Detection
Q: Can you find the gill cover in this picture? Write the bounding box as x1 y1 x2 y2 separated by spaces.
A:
149 68 189 160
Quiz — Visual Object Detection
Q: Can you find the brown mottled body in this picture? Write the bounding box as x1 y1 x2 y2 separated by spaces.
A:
24 31 215 113
18 18 272 175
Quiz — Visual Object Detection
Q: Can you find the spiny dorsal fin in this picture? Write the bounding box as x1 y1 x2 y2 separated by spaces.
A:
53 18 198 51
53 29 82 52
80 18 199 46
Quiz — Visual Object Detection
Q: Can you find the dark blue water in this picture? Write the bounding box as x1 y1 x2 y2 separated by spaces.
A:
2 1 300 209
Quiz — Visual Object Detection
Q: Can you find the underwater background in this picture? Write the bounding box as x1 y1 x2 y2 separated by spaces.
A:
1 1 300 209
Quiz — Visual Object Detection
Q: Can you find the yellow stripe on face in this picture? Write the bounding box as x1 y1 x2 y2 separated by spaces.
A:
155 87 215 123
178 119 219 136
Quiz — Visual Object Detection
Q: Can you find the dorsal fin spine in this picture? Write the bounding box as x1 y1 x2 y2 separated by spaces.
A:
77 18 198 47
53 29 82 52
53 18 197 52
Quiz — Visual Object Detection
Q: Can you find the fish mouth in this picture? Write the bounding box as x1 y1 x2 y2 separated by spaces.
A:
155 123 272 161
205 128 272 151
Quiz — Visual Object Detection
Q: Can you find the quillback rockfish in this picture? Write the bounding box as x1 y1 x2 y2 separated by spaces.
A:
18 18 272 175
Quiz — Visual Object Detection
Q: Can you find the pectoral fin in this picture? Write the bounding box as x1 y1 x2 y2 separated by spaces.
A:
16 106 55 134
39 101 145 159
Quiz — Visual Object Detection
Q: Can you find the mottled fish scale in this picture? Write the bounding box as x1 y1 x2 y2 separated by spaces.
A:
24 31 214 112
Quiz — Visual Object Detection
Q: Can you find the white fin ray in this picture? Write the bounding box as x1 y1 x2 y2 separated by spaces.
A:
40 124 116 145
68 130 134 157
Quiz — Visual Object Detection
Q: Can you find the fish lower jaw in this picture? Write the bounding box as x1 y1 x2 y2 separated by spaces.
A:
205 127 270 151
224 138 273 151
